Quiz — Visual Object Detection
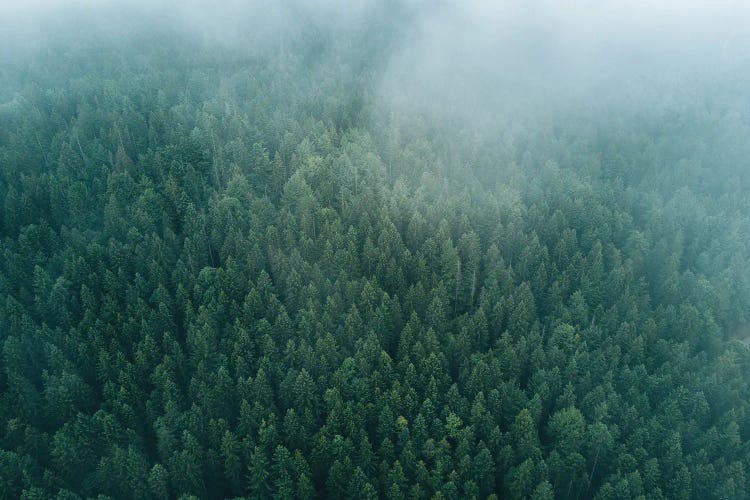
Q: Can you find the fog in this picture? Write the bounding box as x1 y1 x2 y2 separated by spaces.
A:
4 0 749 182
379 0 750 122
5 0 750 104
3 0 750 152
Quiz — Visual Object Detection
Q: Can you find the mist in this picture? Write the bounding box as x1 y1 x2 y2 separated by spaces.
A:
379 0 750 124
5 0 750 112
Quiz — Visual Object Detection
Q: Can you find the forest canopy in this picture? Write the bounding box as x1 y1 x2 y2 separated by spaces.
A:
1 1 750 499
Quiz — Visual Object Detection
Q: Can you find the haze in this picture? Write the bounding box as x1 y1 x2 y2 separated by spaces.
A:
4 0 750 112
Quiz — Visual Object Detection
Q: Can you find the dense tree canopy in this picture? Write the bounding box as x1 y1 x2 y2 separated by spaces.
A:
2 4 750 499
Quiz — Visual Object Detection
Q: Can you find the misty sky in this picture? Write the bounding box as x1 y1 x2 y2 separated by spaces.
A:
5 0 749 55
3 0 750 122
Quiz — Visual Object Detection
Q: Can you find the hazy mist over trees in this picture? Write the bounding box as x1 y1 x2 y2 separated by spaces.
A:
2 1 750 499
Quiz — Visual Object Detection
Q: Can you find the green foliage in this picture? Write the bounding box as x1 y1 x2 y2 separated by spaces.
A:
2 6 750 500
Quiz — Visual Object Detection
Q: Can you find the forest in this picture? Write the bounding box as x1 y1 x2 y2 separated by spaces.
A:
2 1 750 499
